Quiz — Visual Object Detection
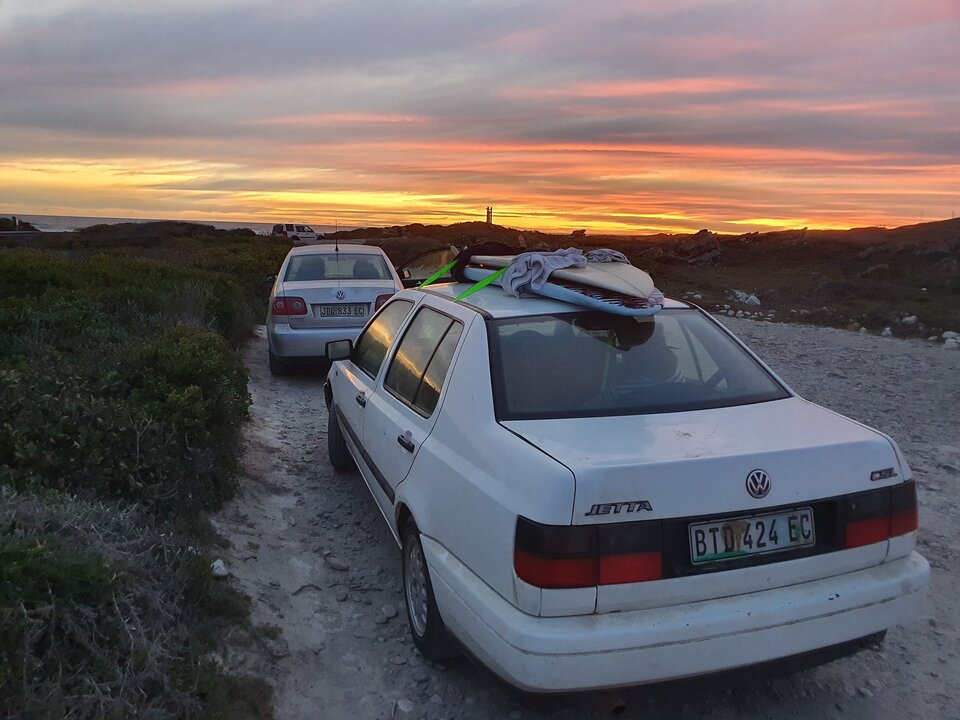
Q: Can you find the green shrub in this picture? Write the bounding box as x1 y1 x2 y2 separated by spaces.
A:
0 326 248 512
0 540 115 608
0 223 279 718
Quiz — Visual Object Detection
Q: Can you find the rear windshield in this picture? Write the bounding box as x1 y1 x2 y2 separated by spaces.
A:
488 310 789 420
284 253 391 282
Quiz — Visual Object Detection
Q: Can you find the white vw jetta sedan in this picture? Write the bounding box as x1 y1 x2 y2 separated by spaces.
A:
322 283 929 692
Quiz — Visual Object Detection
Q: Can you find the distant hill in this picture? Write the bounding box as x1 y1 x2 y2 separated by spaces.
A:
335 217 958 338
329 217 960 253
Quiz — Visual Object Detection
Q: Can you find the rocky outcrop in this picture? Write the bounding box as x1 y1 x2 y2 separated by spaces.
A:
639 229 721 265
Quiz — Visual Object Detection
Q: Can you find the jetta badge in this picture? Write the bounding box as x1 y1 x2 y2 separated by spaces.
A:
745 469 771 499
335 290 345 300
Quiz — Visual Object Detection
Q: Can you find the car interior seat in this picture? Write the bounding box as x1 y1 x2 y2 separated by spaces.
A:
500 331 607 414
353 259 379 279
290 256 326 281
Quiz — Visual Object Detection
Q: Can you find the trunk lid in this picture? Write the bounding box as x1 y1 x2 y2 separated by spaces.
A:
502 397 899 523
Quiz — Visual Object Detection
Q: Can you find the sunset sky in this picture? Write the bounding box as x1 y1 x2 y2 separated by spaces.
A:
1 0 958 233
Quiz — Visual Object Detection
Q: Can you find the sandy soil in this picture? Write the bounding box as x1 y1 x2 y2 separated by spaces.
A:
213 320 960 720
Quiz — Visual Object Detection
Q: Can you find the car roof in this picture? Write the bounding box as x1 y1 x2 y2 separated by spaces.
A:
286 244 384 256
419 282 690 318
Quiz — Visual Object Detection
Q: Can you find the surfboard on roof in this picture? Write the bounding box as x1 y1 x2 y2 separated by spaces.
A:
460 263 664 317
470 254 656 299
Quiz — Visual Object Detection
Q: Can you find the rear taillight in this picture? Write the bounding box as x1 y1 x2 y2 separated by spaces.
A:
271 296 307 316
515 517 663 589
843 481 918 549
375 293 393 310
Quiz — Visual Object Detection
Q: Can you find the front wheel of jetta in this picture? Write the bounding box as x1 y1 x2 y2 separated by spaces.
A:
402 518 457 660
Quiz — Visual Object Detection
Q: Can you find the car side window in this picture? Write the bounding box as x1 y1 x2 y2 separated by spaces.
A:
354 300 414 379
384 307 463 416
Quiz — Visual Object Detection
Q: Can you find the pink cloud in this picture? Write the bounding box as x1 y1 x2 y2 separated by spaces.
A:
508 76 769 99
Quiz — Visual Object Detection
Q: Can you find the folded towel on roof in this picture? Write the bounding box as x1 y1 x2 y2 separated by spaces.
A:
501 248 586 297
584 248 629 264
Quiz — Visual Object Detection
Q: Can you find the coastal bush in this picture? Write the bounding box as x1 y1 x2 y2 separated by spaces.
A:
0 326 248 512
0 487 272 720
0 224 282 718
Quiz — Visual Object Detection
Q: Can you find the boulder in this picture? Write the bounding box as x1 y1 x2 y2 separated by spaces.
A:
673 229 721 265
730 289 761 306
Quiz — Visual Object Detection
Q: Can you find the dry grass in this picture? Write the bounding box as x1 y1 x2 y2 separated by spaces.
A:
0 487 272 719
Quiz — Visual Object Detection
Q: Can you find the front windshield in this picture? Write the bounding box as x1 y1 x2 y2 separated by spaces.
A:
284 253 391 281
488 310 789 420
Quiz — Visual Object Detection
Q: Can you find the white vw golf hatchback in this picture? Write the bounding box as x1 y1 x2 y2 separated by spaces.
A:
323 283 929 692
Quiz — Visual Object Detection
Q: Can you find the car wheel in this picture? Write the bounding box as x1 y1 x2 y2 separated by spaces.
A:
402 518 457 660
268 350 289 376
327 405 355 471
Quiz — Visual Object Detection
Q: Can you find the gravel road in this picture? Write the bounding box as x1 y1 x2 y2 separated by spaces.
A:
214 319 960 720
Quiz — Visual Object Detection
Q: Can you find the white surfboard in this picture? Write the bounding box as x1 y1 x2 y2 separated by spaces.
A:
461 266 663 316
471 254 655 298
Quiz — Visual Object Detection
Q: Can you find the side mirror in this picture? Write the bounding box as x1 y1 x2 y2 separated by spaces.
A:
326 339 353 361
265 275 277 286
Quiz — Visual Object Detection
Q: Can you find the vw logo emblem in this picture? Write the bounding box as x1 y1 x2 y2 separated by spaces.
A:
335 290 345 300
745 469 771 499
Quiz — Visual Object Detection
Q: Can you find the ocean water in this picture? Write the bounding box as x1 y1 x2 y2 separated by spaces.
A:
4 213 345 235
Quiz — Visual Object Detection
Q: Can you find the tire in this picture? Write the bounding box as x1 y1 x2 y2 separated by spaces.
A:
402 518 457 660
327 405 355 471
268 350 289 376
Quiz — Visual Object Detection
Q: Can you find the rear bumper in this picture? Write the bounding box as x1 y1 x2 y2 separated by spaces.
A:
423 537 929 693
267 322 362 358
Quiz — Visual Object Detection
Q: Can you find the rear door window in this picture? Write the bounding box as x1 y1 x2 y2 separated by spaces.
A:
354 300 414 378
384 308 463 416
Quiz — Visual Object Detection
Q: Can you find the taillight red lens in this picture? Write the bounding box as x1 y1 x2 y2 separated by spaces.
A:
375 293 393 310
514 550 598 589
271 296 307 316
598 552 662 584
844 517 890 549
515 517 662 589
890 507 918 536
843 481 917 549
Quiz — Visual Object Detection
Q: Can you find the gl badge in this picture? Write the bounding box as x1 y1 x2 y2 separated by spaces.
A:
745 469 771 499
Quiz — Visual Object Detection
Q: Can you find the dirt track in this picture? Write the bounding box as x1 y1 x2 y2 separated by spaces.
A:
213 320 960 720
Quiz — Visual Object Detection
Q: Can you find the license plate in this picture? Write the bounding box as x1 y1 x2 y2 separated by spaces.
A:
317 304 365 317
689 507 815 564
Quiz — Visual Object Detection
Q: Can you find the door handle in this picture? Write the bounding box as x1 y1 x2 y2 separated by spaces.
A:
355 393 366 407
397 432 415 453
